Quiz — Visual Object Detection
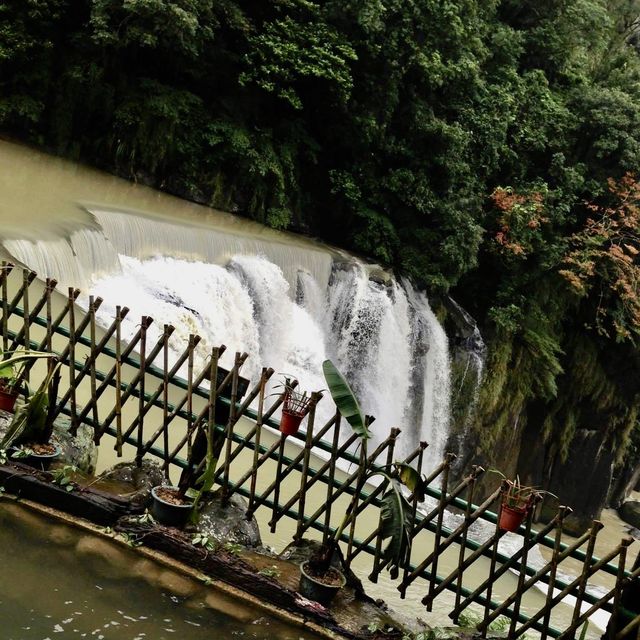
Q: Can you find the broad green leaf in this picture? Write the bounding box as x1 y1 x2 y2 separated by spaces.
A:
379 483 412 579
322 359 370 440
396 462 425 501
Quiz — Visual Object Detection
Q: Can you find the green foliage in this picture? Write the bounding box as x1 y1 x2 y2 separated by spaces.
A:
51 465 78 492
223 541 243 556
257 565 281 579
191 532 216 551
322 359 369 440
0 361 61 449
240 9 357 110
379 483 412 578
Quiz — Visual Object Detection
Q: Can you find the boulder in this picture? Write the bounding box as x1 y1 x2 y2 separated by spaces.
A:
96 459 164 507
196 489 261 548
619 501 640 529
52 419 97 474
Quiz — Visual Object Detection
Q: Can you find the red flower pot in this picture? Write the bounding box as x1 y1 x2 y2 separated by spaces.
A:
0 387 18 413
499 504 528 532
280 409 305 436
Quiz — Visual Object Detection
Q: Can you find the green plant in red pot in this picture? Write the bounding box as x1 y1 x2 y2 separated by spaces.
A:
272 375 313 436
0 349 57 413
1 357 62 468
280 387 312 436
499 478 535 532
492 472 557 533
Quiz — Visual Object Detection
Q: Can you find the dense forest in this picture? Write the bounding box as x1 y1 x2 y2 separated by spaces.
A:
2 0 640 524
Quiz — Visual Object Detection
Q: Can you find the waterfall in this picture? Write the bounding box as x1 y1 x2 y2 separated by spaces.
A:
2 207 452 469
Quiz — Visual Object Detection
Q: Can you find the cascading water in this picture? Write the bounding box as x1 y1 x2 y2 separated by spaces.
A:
2 207 451 468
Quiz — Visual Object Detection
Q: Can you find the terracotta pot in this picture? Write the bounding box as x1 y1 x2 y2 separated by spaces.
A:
499 504 528 532
279 389 311 436
0 387 19 413
280 410 305 436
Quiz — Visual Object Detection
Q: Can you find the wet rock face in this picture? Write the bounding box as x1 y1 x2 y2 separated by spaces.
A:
96 459 165 507
540 430 616 536
196 490 261 548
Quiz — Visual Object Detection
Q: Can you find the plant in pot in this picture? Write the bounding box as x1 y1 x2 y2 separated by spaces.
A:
498 477 536 532
276 375 312 436
491 472 557 533
298 360 424 606
1 357 62 468
151 420 223 528
0 348 57 413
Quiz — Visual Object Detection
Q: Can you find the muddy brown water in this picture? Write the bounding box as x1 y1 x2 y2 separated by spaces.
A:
0 500 322 640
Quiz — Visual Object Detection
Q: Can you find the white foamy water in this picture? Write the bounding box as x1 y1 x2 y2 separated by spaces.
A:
4 207 452 468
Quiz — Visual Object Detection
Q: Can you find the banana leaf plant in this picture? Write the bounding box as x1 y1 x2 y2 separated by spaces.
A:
0 348 58 392
308 361 425 578
1 358 61 450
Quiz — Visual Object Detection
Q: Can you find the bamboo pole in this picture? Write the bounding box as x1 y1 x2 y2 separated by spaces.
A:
3 269 36 329
58 300 130 425
68 287 78 434
541 506 570 640
221 352 241 503
45 278 54 354
135 317 148 466
247 369 268 515
37 288 82 355
568 521 604 633
322 412 342 542
21 270 30 382
368 427 400 582
89 296 100 442
1 262 12 351
115 306 123 457
451 464 480 619
162 324 170 478
293 391 320 539
9 277 57 351
186 334 195 462
506 495 541 637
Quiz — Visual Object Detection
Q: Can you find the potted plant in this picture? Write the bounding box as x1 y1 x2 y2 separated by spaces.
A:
298 360 424 606
0 349 56 413
1 357 62 468
277 376 312 436
151 419 222 527
151 484 194 527
491 472 557 532
498 477 535 532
